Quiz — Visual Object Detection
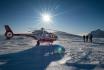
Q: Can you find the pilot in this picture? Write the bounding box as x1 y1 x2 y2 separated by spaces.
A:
36 40 40 46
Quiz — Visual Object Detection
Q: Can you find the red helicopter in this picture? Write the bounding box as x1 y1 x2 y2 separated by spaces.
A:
4 25 58 46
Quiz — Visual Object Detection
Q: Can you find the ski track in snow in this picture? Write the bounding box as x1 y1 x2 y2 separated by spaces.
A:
0 36 104 70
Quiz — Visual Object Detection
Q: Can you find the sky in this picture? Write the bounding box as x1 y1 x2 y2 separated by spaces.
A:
0 0 104 35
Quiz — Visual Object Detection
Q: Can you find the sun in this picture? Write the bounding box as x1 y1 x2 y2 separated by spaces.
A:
41 13 52 23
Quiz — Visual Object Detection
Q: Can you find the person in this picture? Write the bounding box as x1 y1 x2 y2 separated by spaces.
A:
36 40 40 46
83 35 85 42
89 34 93 43
85 35 88 42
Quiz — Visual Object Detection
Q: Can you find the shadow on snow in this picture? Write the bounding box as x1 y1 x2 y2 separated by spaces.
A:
0 45 65 70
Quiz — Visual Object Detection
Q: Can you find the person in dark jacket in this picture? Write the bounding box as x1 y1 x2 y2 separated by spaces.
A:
83 35 85 42
89 34 93 43
85 35 88 42
36 40 40 46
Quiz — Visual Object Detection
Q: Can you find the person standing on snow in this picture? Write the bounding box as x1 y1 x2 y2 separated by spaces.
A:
85 35 88 42
36 40 40 46
89 34 93 43
83 35 86 42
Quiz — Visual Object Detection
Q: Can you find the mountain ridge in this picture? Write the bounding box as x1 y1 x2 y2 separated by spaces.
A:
55 31 81 38
90 29 104 38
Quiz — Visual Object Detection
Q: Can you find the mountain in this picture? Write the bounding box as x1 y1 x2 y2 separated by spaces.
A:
90 29 104 38
55 31 81 38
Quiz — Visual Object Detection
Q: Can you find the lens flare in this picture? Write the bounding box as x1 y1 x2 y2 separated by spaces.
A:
42 13 52 23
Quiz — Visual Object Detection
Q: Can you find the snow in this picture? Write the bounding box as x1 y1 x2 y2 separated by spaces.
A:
0 33 104 70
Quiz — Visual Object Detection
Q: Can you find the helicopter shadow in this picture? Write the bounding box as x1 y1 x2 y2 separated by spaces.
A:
0 45 65 70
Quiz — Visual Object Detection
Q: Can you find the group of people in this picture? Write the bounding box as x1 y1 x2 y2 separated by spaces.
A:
83 34 93 43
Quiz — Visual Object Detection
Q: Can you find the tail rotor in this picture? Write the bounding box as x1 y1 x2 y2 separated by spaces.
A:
4 25 14 39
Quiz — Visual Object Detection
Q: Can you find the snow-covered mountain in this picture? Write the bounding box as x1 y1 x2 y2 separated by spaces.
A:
55 31 81 39
90 29 104 38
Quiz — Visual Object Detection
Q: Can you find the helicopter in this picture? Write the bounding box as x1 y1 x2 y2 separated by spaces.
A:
4 25 58 46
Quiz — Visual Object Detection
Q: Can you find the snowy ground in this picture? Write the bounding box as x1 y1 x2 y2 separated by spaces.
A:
0 34 104 70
